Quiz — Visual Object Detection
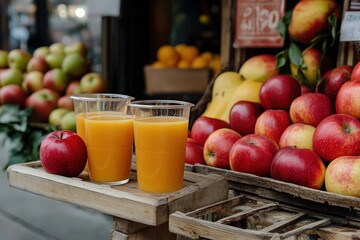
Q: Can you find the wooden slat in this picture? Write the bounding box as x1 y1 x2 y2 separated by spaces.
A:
7 161 228 226
260 212 306 233
279 218 331 239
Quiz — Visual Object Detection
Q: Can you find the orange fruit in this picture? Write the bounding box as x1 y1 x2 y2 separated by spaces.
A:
152 61 166 68
157 45 179 67
175 44 187 54
177 60 190 69
191 57 208 68
179 46 199 64
200 51 213 64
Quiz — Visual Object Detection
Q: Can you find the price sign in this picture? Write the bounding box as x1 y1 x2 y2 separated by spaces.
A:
234 0 285 48
340 11 360 42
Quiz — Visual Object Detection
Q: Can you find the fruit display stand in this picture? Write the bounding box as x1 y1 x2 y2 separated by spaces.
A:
6 161 228 240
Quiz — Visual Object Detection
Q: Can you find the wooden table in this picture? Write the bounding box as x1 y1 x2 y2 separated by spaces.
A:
7 161 229 240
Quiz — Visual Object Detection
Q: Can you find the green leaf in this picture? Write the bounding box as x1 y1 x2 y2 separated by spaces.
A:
275 50 287 68
277 10 292 39
289 42 303 67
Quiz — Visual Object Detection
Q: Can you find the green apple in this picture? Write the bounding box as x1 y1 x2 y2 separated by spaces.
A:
0 68 23 86
23 71 44 93
62 53 88 78
60 111 76 132
49 42 65 55
65 80 82 95
8 49 31 71
49 108 71 127
64 41 87 57
0 50 9 68
45 53 64 69
33 46 50 58
80 72 105 93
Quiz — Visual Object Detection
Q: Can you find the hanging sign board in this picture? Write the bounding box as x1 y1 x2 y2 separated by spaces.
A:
340 11 360 42
233 0 285 48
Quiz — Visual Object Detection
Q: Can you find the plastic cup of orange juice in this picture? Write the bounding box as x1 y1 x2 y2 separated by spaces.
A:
79 93 134 185
128 100 194 193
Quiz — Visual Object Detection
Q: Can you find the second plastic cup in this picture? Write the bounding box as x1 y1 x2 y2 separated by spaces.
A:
80 93 134 185
128 100 194 193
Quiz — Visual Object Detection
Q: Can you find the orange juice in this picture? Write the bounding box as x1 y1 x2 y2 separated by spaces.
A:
84 112 134 183
133 116 188 192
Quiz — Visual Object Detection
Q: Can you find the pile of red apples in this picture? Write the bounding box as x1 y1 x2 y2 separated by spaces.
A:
0 42 105 130
187 63 360 198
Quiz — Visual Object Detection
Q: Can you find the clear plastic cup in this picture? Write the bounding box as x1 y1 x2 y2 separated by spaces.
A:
128 100 194 193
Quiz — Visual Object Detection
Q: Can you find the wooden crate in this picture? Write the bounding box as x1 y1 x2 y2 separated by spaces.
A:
7 161 229 239
169 194 360 239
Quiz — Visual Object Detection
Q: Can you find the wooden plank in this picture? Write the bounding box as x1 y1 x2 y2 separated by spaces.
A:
7 161 228 226
194 164 360 213
279 218 331 239
220 0 234 69
260 212 306 233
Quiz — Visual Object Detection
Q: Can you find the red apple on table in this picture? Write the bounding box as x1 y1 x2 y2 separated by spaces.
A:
0 84 27 107
25 88 60 122
23 71 44 93
65 80 82 95
288 0 340 45
40 130 87 177
191 116 230 146
185 138 206 165
259 74 301 110
229 100 263 136
8 49 31 71
335 80 360 119
203 128 241 169
254 109 291 145
270 147 326 190
279 123 315 150
43 68 69 93
238 54 279 83
62 53 88 78
0 50 8 68
80 72 106 93
0 68 23 86
325 156 360 197
26 56 49 73
316 65 353 103
229 134 278 177
289 93 334 127
313 113 360 163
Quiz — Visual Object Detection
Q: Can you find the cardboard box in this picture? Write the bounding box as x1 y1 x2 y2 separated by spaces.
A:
144 65 211 95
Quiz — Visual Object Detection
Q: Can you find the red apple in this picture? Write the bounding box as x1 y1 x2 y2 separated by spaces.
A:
279 123 315 150
27 56 49 73
288 0 340 45
301 85 312 95
238 54 279 83
185 137 206 165
313 113 360 163
229 134 278 177
335 80 360 119
270 147 326 190
62 53 88 78
203 128 241 169
0 68 23 86
40 130 87 177
65 80 82 95
23 71 44 94
254 109 291 145
229 100 263 136
8 49 31 71
289 93 334 127
43 68 69 93
0 84 27 107
57 95 74 110
25 88 60 122
191 116 230 146
325 156 360 197
80 72 106 93
316 65 353 103
350 60 360 81
259 74 301 110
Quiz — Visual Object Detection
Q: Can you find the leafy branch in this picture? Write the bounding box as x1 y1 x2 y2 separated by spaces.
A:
0 105 56 170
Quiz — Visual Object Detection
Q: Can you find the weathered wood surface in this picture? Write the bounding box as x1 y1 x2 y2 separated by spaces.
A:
169 195 360 240
194 164 360 217
7 161 229 226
